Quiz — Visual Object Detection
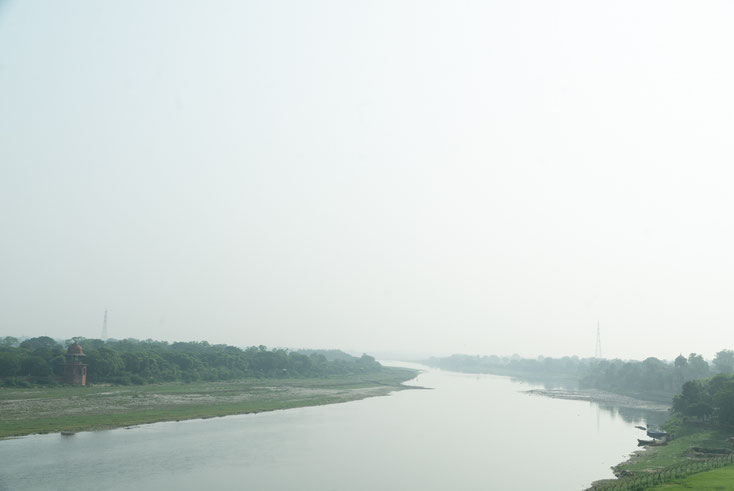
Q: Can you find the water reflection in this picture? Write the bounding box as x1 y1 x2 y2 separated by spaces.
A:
508 374 580 390
502 373 670 427
597 404 668 427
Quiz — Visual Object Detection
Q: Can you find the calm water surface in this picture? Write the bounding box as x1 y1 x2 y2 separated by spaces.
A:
0 364 666 490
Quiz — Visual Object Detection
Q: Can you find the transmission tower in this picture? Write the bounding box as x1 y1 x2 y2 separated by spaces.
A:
594 321 602 359
102 309 108 340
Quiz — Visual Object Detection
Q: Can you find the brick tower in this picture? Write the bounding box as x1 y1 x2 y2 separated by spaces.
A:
64 342 87 385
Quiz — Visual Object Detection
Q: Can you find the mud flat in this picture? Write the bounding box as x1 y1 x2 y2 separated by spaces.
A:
526 388 671 412
0 367 418 439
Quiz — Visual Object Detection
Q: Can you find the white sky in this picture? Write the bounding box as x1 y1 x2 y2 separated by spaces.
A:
2 0 734 360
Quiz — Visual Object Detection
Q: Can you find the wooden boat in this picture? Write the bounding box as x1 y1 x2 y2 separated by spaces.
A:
638 439 666 446
646 429 667 439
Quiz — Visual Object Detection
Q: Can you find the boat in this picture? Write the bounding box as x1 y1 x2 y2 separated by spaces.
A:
638 438 667 447
646 429 667 439
634 425 647 431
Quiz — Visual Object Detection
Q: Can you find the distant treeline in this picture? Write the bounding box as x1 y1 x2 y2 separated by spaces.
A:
426 350 734 401
426 354 587 379
0 336 381 387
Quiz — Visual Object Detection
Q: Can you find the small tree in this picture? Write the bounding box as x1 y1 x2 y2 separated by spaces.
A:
673 380 704 414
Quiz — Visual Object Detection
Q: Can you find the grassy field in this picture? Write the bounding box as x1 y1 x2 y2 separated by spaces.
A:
646 465 734 490
0 367 418 439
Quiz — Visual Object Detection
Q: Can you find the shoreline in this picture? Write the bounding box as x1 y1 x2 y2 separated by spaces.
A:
526 386 674 490
0 367 420 440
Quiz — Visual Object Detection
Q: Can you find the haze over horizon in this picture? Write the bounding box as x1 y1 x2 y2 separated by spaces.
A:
2 1 734 362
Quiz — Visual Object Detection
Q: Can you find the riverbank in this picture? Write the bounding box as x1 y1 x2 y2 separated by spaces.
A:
0 367 419 439
618 418 733 473
588 417 734 490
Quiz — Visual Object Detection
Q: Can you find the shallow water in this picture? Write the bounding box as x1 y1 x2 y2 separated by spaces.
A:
0 364 666 490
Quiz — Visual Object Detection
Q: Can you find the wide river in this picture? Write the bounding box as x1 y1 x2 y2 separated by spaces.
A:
0 364 666 490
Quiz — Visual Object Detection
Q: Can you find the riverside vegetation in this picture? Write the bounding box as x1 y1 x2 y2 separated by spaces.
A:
0 336 417 438
426 350 734 402
0 336 389 385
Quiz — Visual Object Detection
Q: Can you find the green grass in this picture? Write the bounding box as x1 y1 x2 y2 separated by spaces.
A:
616 418 734 474
594 417 734 490
0 367 418 439
645 465 734 490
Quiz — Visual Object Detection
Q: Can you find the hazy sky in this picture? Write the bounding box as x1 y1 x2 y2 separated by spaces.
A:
2 1 734 360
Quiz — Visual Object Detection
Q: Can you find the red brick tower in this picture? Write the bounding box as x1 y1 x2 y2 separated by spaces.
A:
64 342 87 385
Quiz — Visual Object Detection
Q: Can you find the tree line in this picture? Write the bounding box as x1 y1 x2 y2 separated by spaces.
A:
0 336 382 387
425 353 589 379
426 350 734 400
578 352 722 398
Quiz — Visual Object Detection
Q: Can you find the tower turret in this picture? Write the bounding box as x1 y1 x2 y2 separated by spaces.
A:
63 342 87 385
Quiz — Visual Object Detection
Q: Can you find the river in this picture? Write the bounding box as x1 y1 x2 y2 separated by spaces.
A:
0 363 667 490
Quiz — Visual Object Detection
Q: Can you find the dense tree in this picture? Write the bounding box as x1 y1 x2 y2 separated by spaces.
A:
713 379 734 425
673 380 705 415
19 336 61 352
20 356 52 376
672 374 734 424
429 351 721 399
0 337 383 386
86 348 125 381
426 354 588 379
78 338 106 351
0 352 20 376
1 336 19 347
688 353 710 380
713 350 734 374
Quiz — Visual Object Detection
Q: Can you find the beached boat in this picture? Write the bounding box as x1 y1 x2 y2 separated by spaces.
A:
646 429 667 439
638 439 667 447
